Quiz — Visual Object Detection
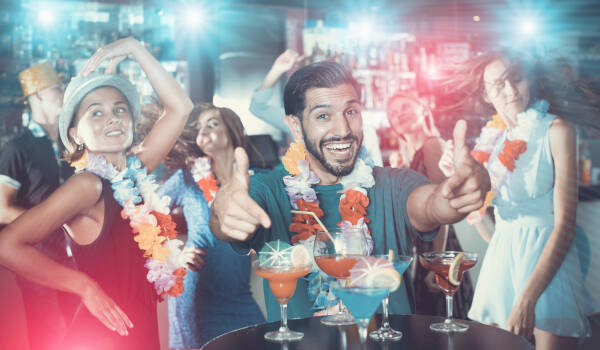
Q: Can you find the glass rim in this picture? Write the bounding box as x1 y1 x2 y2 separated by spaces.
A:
316 227 364 233
372 253 413 262
251 258 312 270
331 285 391 292
420 251 478 260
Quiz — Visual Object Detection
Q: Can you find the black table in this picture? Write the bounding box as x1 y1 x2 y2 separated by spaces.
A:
201 314 533 350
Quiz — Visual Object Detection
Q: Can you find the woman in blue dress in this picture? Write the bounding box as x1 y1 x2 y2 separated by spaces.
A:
158 103 265 349
439 50 599 350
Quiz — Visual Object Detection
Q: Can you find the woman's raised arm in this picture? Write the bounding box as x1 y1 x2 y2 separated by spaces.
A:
80 37 193 172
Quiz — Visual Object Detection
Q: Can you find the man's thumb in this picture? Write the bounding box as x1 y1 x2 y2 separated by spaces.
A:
453 120 468 155
234 147 250 189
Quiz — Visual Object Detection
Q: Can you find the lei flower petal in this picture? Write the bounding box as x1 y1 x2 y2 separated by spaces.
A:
487 114 507 130
283 160 320 208
339 189 370 225
197 174 219 203
164 239 187 268
72 153 186 297
468 102 546 224
71 152 89 172
340 159 375 192
282 142 307 176
498 140 527 171
471 150 490 164
191 157 221 205
135 224 163 251
145 259 176 294
153 211 178 239
167 268 186 297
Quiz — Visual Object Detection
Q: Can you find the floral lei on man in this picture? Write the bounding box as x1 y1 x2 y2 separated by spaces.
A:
71 153 188 298
190 157 219 205
281 142 375 308
467 100 549 223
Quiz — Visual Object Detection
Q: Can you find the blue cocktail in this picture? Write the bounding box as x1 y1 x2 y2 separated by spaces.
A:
369 254 413 341
331 285 390 347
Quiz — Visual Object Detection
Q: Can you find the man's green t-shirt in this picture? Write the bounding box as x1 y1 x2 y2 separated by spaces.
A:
232 165 438 322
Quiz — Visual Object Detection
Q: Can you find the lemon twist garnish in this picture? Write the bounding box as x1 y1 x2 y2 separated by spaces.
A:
290 245 311 267
448 252 465 286
365 268 401 292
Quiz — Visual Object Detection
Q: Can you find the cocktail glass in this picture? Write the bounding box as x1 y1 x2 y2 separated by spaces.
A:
252 259 312 341
419 251 478 333
313 227 369 326
331 285 390 348
369 253 413 341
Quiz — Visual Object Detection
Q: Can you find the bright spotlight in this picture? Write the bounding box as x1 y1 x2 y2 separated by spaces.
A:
519 17 538 36
357 20 374 40
185 8 204 28
38 10 55 26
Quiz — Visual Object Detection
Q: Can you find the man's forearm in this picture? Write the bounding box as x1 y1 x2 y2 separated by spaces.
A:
409 184 468 233
0 205 26 225
426 185 468 226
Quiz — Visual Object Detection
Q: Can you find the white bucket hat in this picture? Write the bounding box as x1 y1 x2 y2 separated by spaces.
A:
59 74 140 152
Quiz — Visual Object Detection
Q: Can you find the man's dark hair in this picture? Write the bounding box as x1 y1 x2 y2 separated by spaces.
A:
283 61 360 119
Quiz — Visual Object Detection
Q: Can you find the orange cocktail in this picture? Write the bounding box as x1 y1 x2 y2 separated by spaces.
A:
252 256 312 342
315 254 361 278
255 265 312 303
313 228 369 326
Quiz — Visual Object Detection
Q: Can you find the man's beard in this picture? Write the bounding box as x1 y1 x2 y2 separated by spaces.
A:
301 125 361 177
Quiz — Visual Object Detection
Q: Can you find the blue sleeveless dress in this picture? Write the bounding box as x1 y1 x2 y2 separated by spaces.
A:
158 170 265 348
468 103 593 338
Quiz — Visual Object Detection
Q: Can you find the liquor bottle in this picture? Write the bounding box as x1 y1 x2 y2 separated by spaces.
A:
367 42 379 69
580 141 592 185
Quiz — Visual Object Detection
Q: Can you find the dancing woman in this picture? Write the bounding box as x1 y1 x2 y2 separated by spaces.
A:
439 50 598 349
0 37 193 349
157 103 265 349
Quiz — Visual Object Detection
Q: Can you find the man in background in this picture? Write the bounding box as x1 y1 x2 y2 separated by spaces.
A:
0 62 74 349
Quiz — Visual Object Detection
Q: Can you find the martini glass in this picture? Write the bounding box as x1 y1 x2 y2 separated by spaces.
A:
419 251 478 333
253 259 312 341
369 253 413 341
331 285 390 348
313 227 369 326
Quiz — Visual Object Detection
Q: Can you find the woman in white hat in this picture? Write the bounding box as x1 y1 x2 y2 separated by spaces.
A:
0 37 193 350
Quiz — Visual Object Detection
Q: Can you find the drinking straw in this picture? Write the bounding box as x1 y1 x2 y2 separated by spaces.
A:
290 210 335 241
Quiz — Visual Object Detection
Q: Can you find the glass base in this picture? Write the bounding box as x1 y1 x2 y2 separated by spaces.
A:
430 320 469 333
320 312 356 326
264 328 304 342
369 327 403 341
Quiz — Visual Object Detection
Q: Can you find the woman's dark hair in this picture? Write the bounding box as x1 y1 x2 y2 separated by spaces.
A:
162 103 262 170
436 49 600 129
283 61 360 119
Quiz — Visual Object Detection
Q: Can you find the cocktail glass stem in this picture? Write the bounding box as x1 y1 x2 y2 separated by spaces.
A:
357 319 369 349
381 295 391 330
337 278 347 315
445 294 453 325
279 303 289 334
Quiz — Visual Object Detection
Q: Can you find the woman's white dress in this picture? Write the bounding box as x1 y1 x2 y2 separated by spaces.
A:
468 104 594 338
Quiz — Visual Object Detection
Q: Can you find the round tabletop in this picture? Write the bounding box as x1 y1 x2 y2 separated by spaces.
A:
201 314 533 350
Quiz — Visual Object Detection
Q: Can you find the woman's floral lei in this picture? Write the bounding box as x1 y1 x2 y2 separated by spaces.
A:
71 153 187 298
190 157 219 205
467 100 549 223
281 142 375 308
